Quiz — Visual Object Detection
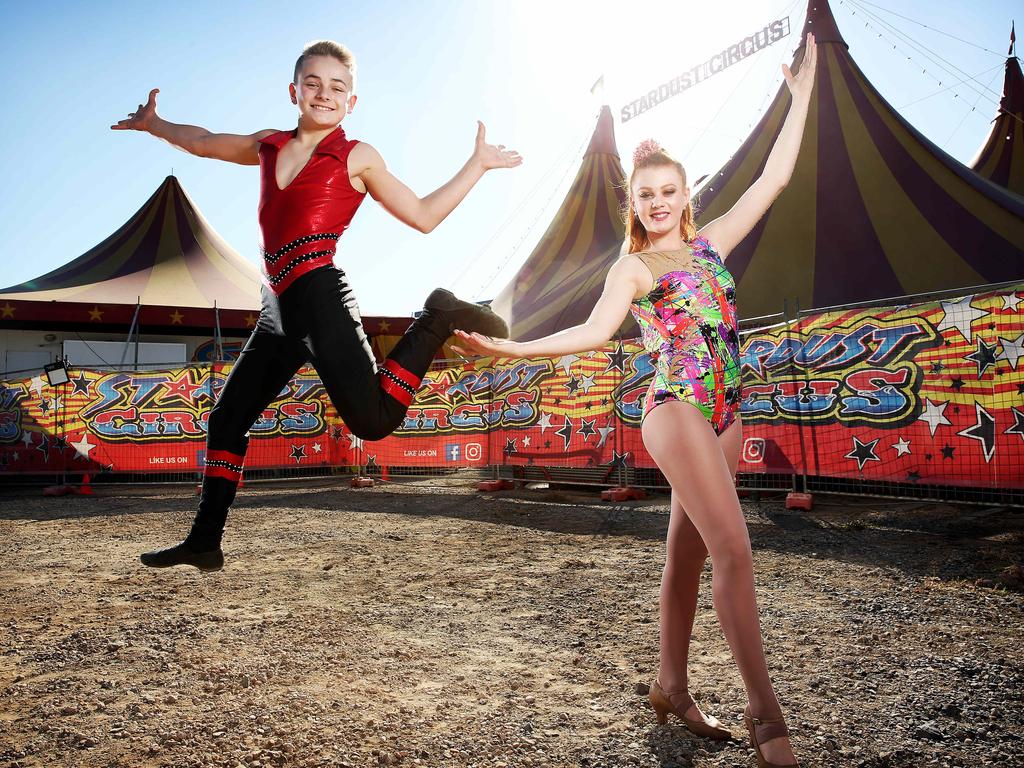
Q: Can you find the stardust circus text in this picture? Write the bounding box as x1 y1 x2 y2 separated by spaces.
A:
620 17 792 123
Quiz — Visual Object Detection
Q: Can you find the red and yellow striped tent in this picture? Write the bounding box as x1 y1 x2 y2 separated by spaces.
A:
971 26 1024 197
695 0 1024 319
491 106 629 341
0 175 408 342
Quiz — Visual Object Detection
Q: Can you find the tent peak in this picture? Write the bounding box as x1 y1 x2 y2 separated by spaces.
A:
585 106 619 158
801 0 848 49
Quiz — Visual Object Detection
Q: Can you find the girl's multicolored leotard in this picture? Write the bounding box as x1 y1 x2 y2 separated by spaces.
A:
628 235 742 435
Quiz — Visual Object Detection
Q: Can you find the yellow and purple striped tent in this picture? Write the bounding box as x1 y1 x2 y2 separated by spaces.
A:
491 106 629 341
695 0 1024 319
971 27 1024 197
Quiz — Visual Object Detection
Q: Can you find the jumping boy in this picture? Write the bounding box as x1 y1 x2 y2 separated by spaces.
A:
112 40 520 571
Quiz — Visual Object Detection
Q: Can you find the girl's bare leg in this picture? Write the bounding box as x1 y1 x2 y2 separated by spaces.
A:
656 420 743 723
643 402 795 764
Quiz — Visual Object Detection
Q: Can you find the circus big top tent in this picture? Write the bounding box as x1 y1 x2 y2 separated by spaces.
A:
495 0 1024 331
971 26 1024 197
490 106 628 341
694 0 1024 319
0 176 411 377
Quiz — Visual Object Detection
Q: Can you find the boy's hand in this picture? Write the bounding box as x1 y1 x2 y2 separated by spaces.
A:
472 122 522 171
111 88 160 132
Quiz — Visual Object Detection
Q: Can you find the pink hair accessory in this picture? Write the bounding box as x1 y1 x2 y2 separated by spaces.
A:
633 139 663 165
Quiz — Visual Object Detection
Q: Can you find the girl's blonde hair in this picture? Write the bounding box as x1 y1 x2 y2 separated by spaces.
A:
624 139 696 253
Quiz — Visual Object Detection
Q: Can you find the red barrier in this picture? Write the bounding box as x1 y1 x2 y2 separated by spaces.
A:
1 284 1021 496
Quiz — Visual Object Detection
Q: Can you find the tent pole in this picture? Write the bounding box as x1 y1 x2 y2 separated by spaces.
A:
213 302 223 362
120 298 142 369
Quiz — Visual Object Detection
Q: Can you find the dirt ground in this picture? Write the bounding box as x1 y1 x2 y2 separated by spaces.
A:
0 477 1021 768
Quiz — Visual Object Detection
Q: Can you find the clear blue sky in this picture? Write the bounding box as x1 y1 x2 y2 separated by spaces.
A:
0 0 1017 315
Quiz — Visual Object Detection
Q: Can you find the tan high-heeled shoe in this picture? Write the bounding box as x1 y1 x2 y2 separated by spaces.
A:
649 680 733 740
743 705 798 768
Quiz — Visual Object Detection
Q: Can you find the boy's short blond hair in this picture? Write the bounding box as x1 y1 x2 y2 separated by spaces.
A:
294 40 356 88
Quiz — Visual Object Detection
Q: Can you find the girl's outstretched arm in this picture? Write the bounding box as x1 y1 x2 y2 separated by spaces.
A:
700 33 818 260
451 256 650 359
351 122 522 233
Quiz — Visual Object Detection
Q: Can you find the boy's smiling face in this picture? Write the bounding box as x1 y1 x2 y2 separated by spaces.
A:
290 55 357 129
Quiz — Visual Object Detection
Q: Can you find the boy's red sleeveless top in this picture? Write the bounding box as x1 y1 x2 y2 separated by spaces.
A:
257 126 366 294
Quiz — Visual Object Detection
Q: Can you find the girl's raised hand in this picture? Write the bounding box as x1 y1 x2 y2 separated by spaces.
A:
782 33 817 103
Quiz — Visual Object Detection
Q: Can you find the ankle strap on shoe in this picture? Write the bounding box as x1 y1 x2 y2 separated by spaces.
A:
750 714 790 743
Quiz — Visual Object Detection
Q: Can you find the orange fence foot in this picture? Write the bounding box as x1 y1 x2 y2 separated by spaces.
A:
601 486 647 502
785 492 814 511
351 476 376 488
78 473 93 495
477 479 514 492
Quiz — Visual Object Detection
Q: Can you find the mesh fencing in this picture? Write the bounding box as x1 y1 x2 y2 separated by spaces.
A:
1 284 1021 505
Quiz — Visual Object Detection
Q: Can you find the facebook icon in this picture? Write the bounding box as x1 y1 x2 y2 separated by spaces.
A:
445 444 461 462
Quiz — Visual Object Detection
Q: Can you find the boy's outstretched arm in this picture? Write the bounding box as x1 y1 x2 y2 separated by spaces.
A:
111 88 274 165
351 121 521 233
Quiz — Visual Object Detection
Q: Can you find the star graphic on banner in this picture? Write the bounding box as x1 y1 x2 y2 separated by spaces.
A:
1 302 15 319
21 430 34 448
346 433 364 451
918 398 951 436
996 333 1024 370
1018 383 1024 396
536 411 554 433
289 444 306 463
555 416 574 451
366 455 379 469
70 372 91 396
557 354 580 376
35 435 50 462
162 370 203 404
52 436 68 453
1004 407 1024 442
936 295 988 343
606 450 630 470
11 451 18 463
29 376 45 397
964 337 997 379
423 372 454 404
950 377 965 391
604 343 628 373
522 435 531 448
564 376 581 396
504 437 518 456
50 396 63 413
596 422 616 448
907 470 921 483
940 444 956 460
543 440 551 449
39 398 51 415
377 319 391 334
88 306 104 322
312 442 323 454
892 437 911 457
579 374 597 394
70 432 96 460
553 396 562 406
844 436 881 471
957 403 996 463
169 309 184 325
244 313 258 328
330 426 345 440
577 418 597 440
1001 292 1022 312
930 361 945 374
